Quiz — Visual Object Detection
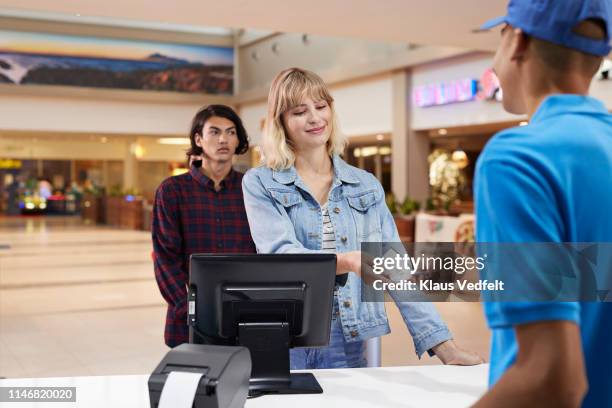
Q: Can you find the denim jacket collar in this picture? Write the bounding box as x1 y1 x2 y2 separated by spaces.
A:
271 154 360 185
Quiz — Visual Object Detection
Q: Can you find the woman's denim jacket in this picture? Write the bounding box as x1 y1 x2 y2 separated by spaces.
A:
242 155 452 357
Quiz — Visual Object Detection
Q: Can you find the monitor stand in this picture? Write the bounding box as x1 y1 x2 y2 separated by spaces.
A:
238 322 323 396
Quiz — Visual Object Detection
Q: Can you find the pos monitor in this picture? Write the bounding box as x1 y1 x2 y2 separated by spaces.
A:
188 253 336 396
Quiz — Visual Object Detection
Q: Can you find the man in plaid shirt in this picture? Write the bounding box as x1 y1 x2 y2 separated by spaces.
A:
152 105 256 347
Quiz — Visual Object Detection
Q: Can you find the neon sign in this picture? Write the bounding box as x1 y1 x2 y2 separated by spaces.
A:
413 78 479 107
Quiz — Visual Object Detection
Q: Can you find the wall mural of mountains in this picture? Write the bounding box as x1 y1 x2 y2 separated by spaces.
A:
0 30 234 94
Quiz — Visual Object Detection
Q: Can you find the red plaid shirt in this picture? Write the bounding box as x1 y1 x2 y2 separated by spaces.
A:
152 166 256 347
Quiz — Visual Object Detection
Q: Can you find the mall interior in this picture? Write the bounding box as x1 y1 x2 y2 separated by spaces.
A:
0 1 611 405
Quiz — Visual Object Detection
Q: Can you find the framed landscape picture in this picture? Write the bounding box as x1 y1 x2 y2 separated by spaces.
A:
0 30 234 94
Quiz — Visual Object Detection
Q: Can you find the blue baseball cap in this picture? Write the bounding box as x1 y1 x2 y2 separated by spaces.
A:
480 0 612 56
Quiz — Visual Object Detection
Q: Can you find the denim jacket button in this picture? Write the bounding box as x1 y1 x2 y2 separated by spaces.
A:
334 207 340 214
341 236 348 243
350 330 358 338
343 300 351 308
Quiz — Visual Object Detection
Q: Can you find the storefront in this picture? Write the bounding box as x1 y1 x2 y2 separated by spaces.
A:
409 52 612 217
0 133 191 216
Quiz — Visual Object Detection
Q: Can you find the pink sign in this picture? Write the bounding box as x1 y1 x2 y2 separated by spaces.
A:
412 78 479 107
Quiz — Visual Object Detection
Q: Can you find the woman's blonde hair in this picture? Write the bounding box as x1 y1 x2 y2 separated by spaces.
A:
262 67 347 170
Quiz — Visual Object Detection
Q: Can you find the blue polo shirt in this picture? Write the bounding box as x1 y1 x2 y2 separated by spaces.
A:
475 94 612 407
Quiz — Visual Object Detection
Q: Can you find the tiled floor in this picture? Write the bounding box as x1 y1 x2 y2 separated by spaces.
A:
0 216 168 379
0 216 490 379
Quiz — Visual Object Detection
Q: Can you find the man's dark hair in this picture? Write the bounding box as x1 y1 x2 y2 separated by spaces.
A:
186 104 250 158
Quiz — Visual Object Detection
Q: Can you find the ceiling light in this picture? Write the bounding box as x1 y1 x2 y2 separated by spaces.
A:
158 138 190 145
376 134 384 141
438 129 448 135
379 147 392 155
130 143 145 158
519 121 528 126
361 147 378 157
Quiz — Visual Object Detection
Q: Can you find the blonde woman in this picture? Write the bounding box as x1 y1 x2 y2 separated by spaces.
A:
242 67 482 369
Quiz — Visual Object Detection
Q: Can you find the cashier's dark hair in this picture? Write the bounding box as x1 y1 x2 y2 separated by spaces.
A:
186 104 250 158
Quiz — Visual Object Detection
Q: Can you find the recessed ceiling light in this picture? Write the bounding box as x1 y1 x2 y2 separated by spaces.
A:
130 143 145 158
438 129 448 135
158 138 190 145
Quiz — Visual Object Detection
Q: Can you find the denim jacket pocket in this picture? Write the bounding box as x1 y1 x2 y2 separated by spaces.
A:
269 189 304 226
347 190 377 211
270 189 303 207
347 190 381 241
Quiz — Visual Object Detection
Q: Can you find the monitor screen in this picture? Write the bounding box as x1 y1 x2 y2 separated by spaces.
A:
189 253 336 348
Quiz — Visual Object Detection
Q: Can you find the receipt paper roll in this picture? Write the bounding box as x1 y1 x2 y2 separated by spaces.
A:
158 371 205 408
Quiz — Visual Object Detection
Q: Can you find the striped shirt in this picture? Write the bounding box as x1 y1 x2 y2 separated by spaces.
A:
321 203 337 252
321 203 348 286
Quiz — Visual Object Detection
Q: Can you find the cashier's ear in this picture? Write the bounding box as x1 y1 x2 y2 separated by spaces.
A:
509 28 530 63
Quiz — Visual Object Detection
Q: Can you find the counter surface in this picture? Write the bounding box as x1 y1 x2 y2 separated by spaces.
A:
0 364 489 408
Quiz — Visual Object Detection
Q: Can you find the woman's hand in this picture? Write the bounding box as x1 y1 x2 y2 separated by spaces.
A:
336 251 380 279
336 251 362 276
432 340 485 365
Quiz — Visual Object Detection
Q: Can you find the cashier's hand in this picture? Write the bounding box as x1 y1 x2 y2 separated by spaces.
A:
432 340 484 366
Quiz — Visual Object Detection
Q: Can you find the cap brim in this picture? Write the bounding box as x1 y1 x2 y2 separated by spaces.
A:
478 15 507 31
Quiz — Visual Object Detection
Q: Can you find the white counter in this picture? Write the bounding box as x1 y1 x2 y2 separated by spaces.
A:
0 364 489 408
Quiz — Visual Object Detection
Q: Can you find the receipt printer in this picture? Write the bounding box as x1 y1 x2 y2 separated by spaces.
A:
148 344 251 408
